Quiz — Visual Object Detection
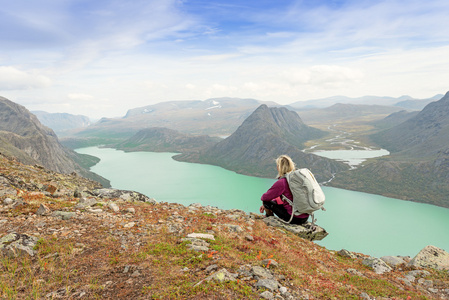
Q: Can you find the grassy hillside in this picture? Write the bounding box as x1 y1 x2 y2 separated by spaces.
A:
1 154 448 299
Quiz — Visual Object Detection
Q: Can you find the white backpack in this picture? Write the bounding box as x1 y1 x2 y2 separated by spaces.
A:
282 168 326 224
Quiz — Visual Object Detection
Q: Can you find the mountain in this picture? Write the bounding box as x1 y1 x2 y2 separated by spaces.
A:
394 94 442 110
294 103 404 125
116 127 221 153
290 94 442 109
371 92 449 156
32 111 91 135
371 110 420 130
175 105 349 181
330 92 449 207
73 98 280 143
0 96 109 187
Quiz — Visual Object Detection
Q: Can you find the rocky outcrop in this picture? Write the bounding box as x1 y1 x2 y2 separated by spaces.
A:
89 188 157 204
408 245 449 270
262 216 328 241
0 233 39 258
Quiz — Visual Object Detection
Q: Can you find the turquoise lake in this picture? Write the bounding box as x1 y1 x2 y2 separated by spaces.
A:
76 147 449 258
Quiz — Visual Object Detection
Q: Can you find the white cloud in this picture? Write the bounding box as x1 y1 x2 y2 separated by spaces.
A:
0 66 52 90
67 93 94 100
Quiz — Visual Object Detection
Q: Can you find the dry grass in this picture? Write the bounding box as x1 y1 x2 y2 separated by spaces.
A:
1 154 448 299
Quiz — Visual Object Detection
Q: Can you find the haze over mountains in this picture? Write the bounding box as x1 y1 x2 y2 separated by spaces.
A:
32 111 91 136
290 94 443 110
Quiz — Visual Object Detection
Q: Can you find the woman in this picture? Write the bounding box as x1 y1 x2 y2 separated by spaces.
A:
259 155 309 225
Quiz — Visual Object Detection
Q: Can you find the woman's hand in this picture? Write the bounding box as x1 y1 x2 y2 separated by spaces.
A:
259 205 265 214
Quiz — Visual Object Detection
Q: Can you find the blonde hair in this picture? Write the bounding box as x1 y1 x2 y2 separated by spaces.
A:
276 155 296 178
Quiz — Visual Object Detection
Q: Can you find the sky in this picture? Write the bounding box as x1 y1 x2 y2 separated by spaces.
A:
1 0 448 119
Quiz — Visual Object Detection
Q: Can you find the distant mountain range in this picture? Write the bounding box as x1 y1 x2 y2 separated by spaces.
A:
293 103 404 125
330 92 449 208
73 98 279 142
32 111 91 135
116 127 222 153
0 96 109 187
175 104 349 182
289 94 442 110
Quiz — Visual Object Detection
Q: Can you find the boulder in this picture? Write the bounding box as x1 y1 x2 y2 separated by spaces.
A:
381 256 406 267
262 216 328 241
36 204 51 216
53 211 76 220
205 268 238 283
408 245 449 270
362 257 392 274
0 233 39 258
90 188 157 204
74 197 98 209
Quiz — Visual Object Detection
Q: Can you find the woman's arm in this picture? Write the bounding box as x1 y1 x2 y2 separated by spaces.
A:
261 179 286 201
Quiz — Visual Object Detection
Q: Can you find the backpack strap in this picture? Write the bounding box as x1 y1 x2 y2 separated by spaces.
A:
281 194 295 224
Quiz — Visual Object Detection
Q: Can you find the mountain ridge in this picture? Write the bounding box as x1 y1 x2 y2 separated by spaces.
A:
330 92 449 208
175 104 348 181
0 96 109 187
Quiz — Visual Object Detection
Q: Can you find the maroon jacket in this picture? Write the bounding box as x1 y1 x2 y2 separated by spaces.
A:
261 177 308 218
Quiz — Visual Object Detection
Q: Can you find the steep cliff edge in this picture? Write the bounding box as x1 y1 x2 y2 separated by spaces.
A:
176 105 348 182
0 96 109 187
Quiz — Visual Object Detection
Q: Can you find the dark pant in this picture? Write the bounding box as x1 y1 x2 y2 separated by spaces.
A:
263 201 308 225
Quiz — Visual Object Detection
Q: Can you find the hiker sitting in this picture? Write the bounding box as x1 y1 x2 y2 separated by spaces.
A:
259 155 309 225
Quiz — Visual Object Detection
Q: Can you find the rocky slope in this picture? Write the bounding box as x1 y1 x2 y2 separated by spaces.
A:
175 105 348 182
1 152 449 299
116 127 221 153
330 92 449 207
0 96 109 187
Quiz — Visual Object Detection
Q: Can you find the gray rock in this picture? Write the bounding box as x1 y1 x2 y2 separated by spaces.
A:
381 256 406 267
407 270 430 277
187 233 215 240
260 290 274 300
205 268 237 282
346 268 364 277
3 198 14 205
262 217 328 241
408 245 449 270
91 188 157 204
36 204 51 216
74 197 98 209
205 264 218 273
53 211 76 220
252 266 274 279
225 224 243 233
108 202 120 212
338 249 357 259
0 233 39 258
125 207 135 214
262 259 279 268
255 279 279 291
279 286 288 294
360 292 372 300
362 257 392 274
